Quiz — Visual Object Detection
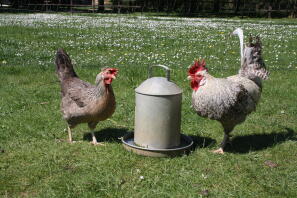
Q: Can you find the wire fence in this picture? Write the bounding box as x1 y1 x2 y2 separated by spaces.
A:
0 0 296 18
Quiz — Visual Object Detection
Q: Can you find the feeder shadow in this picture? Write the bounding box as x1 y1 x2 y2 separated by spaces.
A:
225 128 297 154
189 135 216 151
83 128 130 143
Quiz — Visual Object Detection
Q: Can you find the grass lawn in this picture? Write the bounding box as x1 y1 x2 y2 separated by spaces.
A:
0 13 297 197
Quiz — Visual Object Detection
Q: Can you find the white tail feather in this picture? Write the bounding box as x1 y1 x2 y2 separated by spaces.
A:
232 28 244 66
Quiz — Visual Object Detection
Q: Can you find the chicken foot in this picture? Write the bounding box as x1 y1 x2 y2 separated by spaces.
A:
212 133 232 154
90 131 104 146
67 126 82 143
88 122 104 146
68 126 73 143
67 124 104 145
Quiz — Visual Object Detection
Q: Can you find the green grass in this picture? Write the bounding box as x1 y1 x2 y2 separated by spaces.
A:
0 13 297 197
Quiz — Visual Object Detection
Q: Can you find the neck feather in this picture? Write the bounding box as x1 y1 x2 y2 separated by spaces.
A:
94 80 109 97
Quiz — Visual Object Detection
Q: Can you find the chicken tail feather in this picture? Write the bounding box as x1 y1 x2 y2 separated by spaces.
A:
55 49 78 81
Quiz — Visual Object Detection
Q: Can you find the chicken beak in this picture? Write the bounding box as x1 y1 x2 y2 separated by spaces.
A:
187 76 193 80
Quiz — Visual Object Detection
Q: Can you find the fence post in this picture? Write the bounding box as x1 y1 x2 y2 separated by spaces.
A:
268 4 272 18
70 0 73 13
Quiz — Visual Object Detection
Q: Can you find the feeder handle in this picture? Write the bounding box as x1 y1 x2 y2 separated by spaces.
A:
148 65 170 81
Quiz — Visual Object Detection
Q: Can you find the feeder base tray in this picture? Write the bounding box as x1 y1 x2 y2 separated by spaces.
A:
122 133 193 157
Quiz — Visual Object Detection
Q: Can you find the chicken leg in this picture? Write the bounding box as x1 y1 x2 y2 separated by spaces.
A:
67 126 81 143
68 126 73 143
67 126 104 145
90 130 105 146
212 133 232 154
88 122 104 146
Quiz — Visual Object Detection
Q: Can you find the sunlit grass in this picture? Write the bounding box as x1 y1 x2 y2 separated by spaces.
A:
0 13 297 197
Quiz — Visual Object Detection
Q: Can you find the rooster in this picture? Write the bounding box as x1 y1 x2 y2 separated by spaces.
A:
187 29 269 154
55 49 118 145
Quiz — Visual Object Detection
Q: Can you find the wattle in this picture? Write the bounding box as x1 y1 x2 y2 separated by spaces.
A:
191 81 199 91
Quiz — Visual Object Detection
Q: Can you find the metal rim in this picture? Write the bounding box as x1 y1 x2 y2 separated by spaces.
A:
121 132 193 152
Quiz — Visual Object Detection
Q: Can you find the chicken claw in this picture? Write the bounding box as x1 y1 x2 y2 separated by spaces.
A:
70 140 82 144
90 141 105 146
212 148 224 154
90 131 105 146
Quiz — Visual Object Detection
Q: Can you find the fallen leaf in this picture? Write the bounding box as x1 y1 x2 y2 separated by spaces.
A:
264 160 278 168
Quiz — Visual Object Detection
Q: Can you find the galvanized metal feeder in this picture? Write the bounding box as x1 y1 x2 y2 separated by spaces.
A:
122 65 193 157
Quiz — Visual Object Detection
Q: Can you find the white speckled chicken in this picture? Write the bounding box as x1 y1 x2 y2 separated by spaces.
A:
55 49 118 145
187 29 269 154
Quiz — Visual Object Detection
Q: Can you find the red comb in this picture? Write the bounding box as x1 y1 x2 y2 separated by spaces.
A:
188 59 207 75
103 68 118 74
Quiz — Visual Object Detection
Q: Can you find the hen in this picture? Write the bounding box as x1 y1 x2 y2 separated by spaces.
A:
55 49 118 145
187 29 269 154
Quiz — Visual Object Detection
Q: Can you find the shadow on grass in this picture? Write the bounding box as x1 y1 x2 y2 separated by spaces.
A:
84 129 216 153
225 128 297 154
83 128 130 143
83 128 296 154
189 135 216 151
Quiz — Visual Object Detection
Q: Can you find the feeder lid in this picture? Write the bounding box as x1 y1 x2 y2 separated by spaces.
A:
135 77 182 96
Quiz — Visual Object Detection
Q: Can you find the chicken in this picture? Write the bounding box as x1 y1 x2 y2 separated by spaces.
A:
55 49 118 145
187 32 269 154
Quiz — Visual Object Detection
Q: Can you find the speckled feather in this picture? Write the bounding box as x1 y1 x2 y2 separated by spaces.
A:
191 74 256 132
191 37 268 133
56 49 116 129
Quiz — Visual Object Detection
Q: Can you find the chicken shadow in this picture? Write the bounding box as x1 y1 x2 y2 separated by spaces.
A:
83 128 130 143
189 135 216 151
84 128 216 151
225 128 297 154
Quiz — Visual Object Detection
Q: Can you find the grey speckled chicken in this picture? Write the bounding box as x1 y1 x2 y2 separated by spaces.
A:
55 49 118 145
187 29 269 154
